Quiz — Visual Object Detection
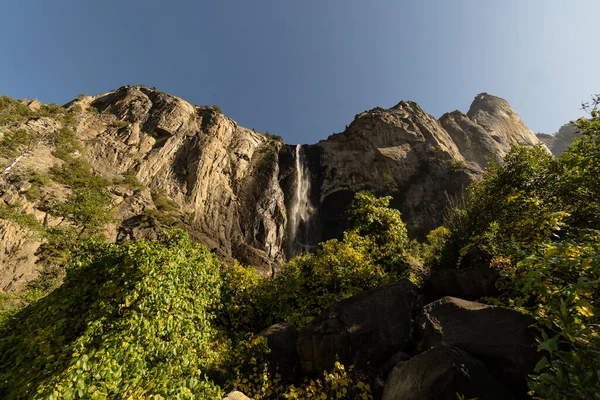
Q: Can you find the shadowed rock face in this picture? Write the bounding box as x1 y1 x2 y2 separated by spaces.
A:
0 87 548 290
382 345 515 400
297 280 419 375
420 296 539 392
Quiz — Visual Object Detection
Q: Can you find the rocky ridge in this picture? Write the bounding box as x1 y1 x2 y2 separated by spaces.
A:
0 87 546 291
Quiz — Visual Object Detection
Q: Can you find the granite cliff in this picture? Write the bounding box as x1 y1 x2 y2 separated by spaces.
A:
0 87 546 291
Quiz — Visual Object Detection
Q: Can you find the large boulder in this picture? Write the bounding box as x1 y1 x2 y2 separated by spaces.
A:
260 322 300 383
382 345 515 400
297 279 418 375
421 297 539 390
424 266 499 301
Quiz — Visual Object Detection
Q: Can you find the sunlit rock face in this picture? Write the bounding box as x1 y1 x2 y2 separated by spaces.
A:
315 100 478 240
0 87 547 290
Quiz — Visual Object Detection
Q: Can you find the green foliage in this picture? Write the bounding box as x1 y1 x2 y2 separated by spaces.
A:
421 226 450 266
117 169 144 189
439 145 564 270
50 159 110 191
112 120 129 129
151 190 180 212
219 262 267 334
264 131 283 142
55 188 114 234
21 169 53 202
0 203 45 234
213 104 222 114
251 191 413 327
268 232 391 326
438 95 600 398
0 96 33 126
51 127 82 161
225 334 282 399
283 362 372 400
497 236 600 399
0 129 42 158
0 231 226 399
347 191 410 273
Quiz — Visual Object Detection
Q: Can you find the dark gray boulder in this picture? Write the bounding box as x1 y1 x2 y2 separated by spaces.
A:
421 297 539 391
424 266 499 301
382 345 515 400
297 279 418 375
260 322 300 383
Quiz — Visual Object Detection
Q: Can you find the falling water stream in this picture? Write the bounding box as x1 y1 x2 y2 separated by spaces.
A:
288 144 315 255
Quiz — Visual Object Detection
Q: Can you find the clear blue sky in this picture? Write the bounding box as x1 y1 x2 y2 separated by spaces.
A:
1 1 598 144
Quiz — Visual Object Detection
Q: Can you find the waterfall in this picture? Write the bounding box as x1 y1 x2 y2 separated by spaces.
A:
288 144 315 255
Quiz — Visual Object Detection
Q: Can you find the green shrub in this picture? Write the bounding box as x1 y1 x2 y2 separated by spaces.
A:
260 191 411 327
264 131 283 142
117 169 144 189
267 232 390 326
499 236 600 399
213 104 222 114
0 204 45 234
50 159 110 191
0 231 226 399
0 96 33 126
283 362 372 400
54 188 114 234
151 190 180 212
0 129 41 158
436 95 600 398
22 170 52 202
50 127 82 161
112 120 129 129
219 262 267 334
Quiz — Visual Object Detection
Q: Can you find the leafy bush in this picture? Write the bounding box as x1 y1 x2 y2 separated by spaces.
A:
23 170 52 202
439 145 563 270
151 190 180 212
117 169 144 189
0 129 42 158
213 104 222 114
503 237 600 399
50 127 82 161
0 231 226 399
256 191 412 327
218 262 267 334
437 95 600 397
264 132 283 142
283 362 372 400
0 203 45 234
0 96 33 126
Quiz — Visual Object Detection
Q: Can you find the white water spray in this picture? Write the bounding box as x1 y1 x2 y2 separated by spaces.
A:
288 144 315 254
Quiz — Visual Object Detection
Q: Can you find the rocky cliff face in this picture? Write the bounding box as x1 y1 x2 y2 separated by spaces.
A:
0 87 546 291
536 122 582 156
315 101 479 240
441 93 544 169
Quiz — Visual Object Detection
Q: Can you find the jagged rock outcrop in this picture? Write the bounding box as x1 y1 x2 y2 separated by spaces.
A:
0 87 549 291
84 86 288 273
441 93 546 169
315 101 479 239
537 122 582 156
